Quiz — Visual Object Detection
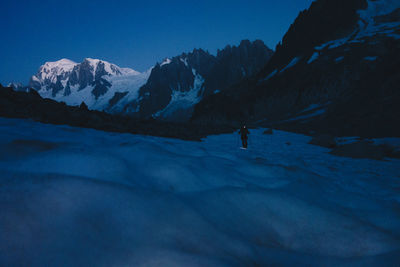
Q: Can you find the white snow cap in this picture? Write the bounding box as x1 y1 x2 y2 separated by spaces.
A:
37 58 78 82
44 58 77 69
83 58 140 76
34 58 140 85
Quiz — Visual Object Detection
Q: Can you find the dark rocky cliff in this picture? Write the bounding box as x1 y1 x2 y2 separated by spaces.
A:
192 0 400 138
124 40 273 121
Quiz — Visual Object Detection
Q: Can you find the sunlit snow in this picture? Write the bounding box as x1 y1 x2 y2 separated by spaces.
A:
33 58 147 112
37 58 77 83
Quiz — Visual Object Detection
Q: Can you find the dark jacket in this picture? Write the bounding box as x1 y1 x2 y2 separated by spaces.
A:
239 127 250 139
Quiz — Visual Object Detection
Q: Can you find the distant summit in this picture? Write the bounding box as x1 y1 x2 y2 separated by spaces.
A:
23 40 273 122
29 58 149 112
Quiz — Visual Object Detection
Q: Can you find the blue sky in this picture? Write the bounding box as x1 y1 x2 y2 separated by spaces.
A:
0 0 314 84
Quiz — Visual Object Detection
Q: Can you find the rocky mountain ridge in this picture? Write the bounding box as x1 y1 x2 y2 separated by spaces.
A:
191 0 400 138
126 40 273 121
14 40 273 122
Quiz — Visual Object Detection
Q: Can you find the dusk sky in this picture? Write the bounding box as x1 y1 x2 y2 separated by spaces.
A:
0 0 314 85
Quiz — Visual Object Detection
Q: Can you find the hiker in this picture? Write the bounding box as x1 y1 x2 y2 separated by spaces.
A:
239 125 250 148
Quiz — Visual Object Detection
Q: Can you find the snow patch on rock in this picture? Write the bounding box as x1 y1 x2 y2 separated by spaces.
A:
154 69 204 119
307 52 319 64
280 57 301 73
160 58 172 67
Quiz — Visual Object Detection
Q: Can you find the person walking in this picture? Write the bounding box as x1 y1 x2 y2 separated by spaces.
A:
239 125 250 149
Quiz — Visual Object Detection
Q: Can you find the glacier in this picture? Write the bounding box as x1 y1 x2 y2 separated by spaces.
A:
0 117 399 266
153 69 205 120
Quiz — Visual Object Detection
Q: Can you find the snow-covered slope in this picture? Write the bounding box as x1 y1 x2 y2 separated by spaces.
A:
314 0 400 51
104 68 152 113
153 69 205 120
29 58 150 112
32 58 77 84
0 117 399 265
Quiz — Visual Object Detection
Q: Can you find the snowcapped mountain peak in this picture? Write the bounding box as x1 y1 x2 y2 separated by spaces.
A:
31 58 141 90
81 58 140 77
28 57 149 112
83 57 99 63
83 58 106 69
38 58 78 82
44 58 77 67
83 58 119 75
41 58 77 72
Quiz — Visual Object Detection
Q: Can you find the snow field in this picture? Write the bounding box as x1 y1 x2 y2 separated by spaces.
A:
0 118 399 266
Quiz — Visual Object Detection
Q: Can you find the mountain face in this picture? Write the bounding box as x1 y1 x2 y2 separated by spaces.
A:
192 0 400 138
25 40 272 121
122 40 273 121
29 58 150 112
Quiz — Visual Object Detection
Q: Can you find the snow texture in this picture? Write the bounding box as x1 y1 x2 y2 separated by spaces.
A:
0 118 399 266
